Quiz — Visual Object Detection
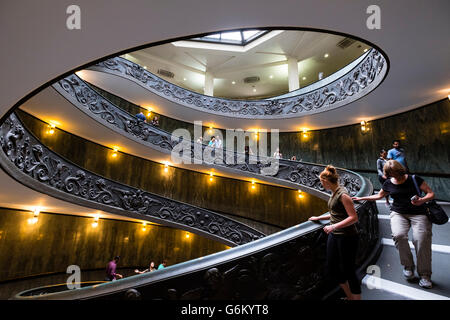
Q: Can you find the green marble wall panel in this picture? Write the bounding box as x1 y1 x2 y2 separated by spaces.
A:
0 208 228 282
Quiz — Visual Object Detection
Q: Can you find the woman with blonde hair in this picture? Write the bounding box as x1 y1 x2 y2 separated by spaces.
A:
353 160 435 289
309 165 361 300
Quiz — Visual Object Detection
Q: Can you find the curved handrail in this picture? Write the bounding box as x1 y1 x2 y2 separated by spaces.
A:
0 113 264 246
53 74 365 200
13 193 378 300
86 48 387 119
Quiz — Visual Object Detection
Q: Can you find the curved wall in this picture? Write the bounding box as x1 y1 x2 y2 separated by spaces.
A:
0 208 228 282
16 110 328 233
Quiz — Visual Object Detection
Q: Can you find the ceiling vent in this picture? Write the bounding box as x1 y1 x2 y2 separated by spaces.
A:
336 37 356 49
157 69 175 78
243 76 260 84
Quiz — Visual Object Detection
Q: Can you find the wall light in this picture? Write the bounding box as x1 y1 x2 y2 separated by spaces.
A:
142 222 147 232
163 161 170 173
209 172 214 182
185 232 190 239
28 208 40 225
46 124 56 135
111 146 119 158
251 180 256 190
302 128 310 138
360 120 370 132
91 214 100 228
298 190 305 199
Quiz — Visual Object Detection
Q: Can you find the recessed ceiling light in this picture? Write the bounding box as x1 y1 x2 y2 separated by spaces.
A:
364 48 368 52
269 75 273 79
253 88 256 92
143 66 147 69
324 53 329 58
302 76 306 80
232 81 236 85
183 77 187 81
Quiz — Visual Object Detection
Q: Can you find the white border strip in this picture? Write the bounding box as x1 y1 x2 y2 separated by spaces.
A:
362 275 450 300
381 238 450 254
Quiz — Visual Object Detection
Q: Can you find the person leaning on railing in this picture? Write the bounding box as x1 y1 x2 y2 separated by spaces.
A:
352 160 435 289
309 165 361 300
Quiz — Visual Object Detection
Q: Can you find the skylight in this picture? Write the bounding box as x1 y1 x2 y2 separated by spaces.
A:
192 30 268 46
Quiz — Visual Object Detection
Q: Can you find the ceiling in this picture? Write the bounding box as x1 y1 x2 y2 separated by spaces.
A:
126 30 370 99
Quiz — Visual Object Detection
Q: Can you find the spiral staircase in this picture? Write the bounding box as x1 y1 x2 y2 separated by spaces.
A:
1 1 449 303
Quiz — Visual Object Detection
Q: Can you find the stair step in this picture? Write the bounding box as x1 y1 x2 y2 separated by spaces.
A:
363 245 450 299
362 275 450 300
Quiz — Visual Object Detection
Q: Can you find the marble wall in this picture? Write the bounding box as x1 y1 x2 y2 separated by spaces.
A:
275 99 450 200
0 208 228 282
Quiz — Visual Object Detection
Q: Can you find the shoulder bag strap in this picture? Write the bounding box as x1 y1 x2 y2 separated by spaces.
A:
411 175 423 197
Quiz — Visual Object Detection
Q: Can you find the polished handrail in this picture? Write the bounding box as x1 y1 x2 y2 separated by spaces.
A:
13 188 377 300
0 112 265 247
86 48 387 119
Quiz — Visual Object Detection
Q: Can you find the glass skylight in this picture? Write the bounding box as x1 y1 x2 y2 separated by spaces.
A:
192 30 268 46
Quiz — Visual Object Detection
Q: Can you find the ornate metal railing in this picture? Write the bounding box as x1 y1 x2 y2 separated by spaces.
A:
54 75 364 199
4 78 379 301
86 48 387 119
0 113 264 246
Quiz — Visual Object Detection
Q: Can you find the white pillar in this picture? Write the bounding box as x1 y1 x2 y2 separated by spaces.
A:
287 57 299 92
204 71 214 96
